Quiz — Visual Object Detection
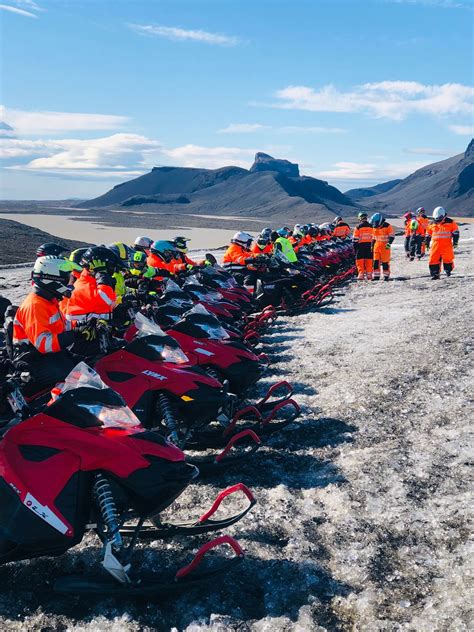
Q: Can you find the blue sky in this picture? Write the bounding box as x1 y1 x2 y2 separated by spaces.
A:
1 0 473 199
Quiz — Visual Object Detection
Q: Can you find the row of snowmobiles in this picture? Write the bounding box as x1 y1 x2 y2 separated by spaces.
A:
0 237 356 598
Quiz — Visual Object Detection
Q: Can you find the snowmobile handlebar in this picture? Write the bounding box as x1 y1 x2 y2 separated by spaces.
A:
175 535 244 580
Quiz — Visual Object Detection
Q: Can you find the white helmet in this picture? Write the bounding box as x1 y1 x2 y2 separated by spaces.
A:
134 236 153 250
231 231 253 247
31 256 76 299
432 206 447 222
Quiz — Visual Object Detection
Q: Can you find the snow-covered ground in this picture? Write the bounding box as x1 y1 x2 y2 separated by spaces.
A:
0 226 472 631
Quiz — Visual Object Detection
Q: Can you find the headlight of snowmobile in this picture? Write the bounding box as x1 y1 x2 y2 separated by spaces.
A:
77 403 141 429
159 344 189 364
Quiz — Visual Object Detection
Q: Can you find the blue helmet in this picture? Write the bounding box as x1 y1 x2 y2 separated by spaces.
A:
370 213 384 228
150 240 177 263
277 227 288 237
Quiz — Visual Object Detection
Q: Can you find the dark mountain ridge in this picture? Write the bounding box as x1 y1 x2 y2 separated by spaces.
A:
361 140 473 215
79 153 357 221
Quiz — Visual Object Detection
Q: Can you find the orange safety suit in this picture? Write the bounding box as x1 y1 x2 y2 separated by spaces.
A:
372 222 395 280
332 222 351 239
294 234 313 251
223 243 254 274
13 292 72 354
251 242 273 255
426 218 459 277
146 252 179 280
352 221 374 280
417 215 430 255
65 269 116 323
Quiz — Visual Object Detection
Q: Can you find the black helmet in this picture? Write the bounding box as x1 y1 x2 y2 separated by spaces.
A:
36 242 67 258
69 247 89 267
81 246 120 274
174 235 191 253
308 226 318 238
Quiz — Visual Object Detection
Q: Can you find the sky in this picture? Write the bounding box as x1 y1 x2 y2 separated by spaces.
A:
0 0 473 199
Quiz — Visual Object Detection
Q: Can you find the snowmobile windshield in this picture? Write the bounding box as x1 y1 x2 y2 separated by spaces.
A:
180 304 230 340
53 361 110 397
76 402 141 429
149 343 189 364
135 312 168 338
134 313 189 363
201 266 237 289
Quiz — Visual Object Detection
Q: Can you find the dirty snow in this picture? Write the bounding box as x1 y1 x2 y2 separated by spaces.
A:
0 227 472 631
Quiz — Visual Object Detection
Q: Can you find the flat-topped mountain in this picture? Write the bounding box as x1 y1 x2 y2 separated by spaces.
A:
79 153 357 222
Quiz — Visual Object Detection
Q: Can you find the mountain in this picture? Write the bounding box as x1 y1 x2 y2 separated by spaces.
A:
79 153 357 221
344 179 402 200
362 140 474 215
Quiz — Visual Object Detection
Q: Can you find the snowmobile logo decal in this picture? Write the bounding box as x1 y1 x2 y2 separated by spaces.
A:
24 493 69 534
142 369 167 381
194 347 215 357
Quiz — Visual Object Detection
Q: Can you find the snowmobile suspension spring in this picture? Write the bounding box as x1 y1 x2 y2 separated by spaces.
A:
158 392 179 443
93 473 122 550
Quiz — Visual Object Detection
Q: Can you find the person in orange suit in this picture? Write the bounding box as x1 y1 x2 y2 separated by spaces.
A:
406 218 425 261
12 256 99 394
223 231 262 286
403 211 415 258
416 208 430 257
425 207 459 279
332 217 351 239
352 212 374 280
65 246 118 323
370 213 395 281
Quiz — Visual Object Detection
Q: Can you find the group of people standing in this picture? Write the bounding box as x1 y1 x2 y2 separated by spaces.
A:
222 206 460 284
342 206 459 281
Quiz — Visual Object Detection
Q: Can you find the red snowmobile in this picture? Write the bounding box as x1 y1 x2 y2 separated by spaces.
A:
0 363 255 597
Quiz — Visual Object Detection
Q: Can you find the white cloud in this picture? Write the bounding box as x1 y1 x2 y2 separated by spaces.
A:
448 124 474 135
218 123 345 134
218 123 268 134
163 144 256 169
0 4 38 17
403 147 453 156
316 160 427 182
385 0 472 8
2 134 162 171
0 105 129 135
263 81 474 121
128 23 240 46
277 125 346 134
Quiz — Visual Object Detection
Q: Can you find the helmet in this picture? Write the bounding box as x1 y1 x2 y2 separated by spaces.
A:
36 243 67 258
370 213 384 228
403 211 413 221
416 207 426 216
108 242 132 268
31 256 76 299
150 240 177 263
231 231 253 248
308 226 319 238
133 236 153 251
174 235 191 253
276 227 288 237
69 248 89 267
334 216 343 224
256 236 269 250
433 206 447 222
358 212 368 220
293 225 303 238
131 250 148 270
410 219 419 231
260 227 272 239
81 246 120 274
301 224 310 235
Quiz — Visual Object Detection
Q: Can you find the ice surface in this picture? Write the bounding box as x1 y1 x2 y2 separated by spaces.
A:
0 226 472 630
